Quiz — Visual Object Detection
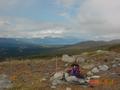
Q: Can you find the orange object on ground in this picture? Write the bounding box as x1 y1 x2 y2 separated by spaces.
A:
89 79 100 86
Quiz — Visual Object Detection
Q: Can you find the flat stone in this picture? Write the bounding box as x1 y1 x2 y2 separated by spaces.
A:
66 76 78 83
78 79 86 84
64 73 69 78
51 71 64 80
0 74 7 80
90 75 100 79
112 64 117 68
118 63 120 66
52 79 64 86
87 71 94 76
52 80 58 86
82 64 95 69
115 58 120 61
62 55 75 63
91 67 99 73
76 57 85 63
98 65 109 71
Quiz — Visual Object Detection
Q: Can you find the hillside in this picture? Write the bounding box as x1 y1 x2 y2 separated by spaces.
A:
0 39 120 90
0 50 120 90
0 39 120 59
55 40 120 55
108 44 120 53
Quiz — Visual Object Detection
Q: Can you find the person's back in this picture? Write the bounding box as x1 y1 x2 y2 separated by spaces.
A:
67 63 83 78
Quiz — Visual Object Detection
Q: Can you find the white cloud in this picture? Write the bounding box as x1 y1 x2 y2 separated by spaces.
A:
56 0 80 18
0 0 19 8
0 0 120 40
72 0 120 40
56 0 77 8
0 0 33 11
0 17 67 38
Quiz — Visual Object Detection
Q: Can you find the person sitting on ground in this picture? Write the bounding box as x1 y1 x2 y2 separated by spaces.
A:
66 63 84 78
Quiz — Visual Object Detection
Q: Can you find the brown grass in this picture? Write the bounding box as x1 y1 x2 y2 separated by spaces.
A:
0 58 119 90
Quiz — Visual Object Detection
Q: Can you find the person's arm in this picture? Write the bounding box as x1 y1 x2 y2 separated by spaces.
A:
77 67 81 74
65 67 72 73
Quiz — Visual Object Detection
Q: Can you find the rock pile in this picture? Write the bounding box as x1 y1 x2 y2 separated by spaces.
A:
62 54 86 63
51 52 120 88
62 55 75 63
50 71 88 88
87 64 109 76
98 65 109 71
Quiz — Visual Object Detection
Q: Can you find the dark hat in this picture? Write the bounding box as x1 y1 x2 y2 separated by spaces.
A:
71 63 79 67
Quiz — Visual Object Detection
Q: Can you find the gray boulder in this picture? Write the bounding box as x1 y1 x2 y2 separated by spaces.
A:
66 76 86 84
118 63 120 66
50 72 88 86
75 56 85 63
52 79 63 86
50 71 65 86
78 79 86 84
91 67 99 73
115 58 120 61
0 74 12 89
87 71 94 76
98 65 109 71
82 64 95 69
90 75 101 79
112 58 120 64
66 76 78 83
51 71 64 81
112 64 117 68
64 73 69 78
62 55 75 63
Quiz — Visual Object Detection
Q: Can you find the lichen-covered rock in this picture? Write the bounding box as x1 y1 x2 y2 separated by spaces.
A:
87 71 94 76
112 64 117 68
82 64 95 69
75 56 86 63
52 79 63 86
66 76 78 83
98 65 109 71
0 74 12 89
115 58 120 61
62 55 75 63
50 71 64 81
91 67 99 73
50 71 65 86
118 63 120 66
65 76 86 84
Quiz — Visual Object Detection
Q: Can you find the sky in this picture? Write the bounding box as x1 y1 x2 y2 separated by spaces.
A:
0 0 120 40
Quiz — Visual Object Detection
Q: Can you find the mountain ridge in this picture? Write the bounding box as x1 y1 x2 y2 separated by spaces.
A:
0 38 120 59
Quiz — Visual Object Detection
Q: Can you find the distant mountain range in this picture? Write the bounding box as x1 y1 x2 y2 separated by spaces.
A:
66 39 120 49
0 38 36 47
0 37 81 59
0 38 120 59
0 37 81 47
56 39 120 55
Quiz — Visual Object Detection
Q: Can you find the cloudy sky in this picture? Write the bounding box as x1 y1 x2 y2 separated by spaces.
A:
0 0 120 40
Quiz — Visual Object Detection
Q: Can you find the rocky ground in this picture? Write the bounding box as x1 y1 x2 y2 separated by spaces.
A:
0 50 120 90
